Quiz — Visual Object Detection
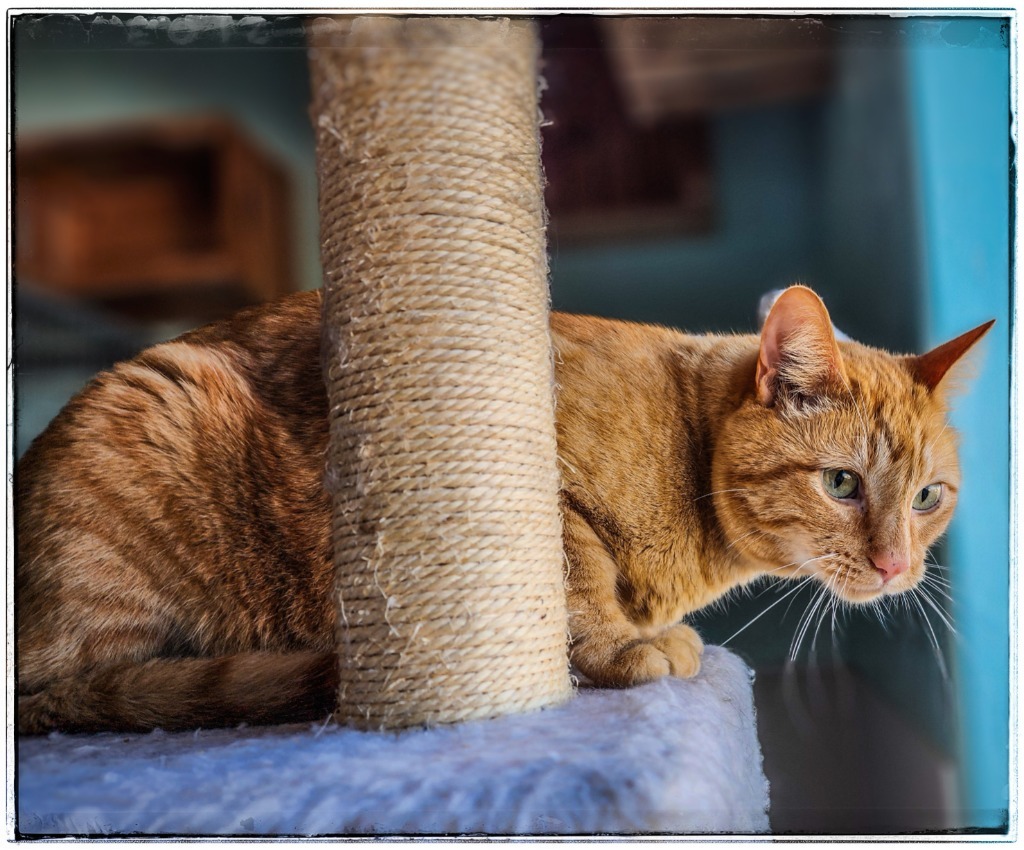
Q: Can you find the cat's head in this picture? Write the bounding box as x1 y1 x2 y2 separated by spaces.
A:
713 285 992 605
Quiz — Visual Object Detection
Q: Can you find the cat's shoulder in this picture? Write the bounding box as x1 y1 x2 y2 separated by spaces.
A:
550 311 687 351
180 289 322 350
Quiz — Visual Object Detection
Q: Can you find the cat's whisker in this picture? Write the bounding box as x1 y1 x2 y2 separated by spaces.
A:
909 590 950 680
763 561 803 575
754 578 784 599
789 582 830 661
924 561 951 573
693 488 749 503
720 577 814 646
818 568 844 650
796 586 829 660
925 575 952 591
749 567 792 600
917 585 957 636
871 598 892 635
781 553 837 620
786 594 815 661
752 579 792 602
919 574 953 603
811 583 834 653
924 421 951 462
809 563 841 649
887 593 901 617
782 552 838 579
841 565 855 602
827 593 843 651
782 586 808 620
825 568 846 647
923 575 953 596
806 582 831 641
725 528 765 551
750 552 832 598
757 560 809 583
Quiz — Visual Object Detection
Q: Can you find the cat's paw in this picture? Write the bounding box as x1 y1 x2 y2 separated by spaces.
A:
650 623 703 679
606 640 673 685
581 624 703 687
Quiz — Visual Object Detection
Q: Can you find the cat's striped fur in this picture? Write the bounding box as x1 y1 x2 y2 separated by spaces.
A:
17 286 990 731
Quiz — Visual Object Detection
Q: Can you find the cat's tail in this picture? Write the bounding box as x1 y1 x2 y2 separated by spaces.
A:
17 651 338 734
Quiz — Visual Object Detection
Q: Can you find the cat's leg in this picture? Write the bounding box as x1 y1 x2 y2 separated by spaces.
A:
562 505 702 686
647 623 703 676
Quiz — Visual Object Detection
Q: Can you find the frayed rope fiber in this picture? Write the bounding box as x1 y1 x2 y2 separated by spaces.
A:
308 16 573 730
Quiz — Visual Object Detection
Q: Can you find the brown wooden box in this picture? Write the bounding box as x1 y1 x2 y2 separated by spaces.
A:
600 17 834 124
16 115 294 316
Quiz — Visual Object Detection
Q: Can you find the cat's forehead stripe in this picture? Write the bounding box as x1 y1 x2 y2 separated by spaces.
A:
880 418 909 467
856 371 945 487
868 425 892 469
841 358 923 485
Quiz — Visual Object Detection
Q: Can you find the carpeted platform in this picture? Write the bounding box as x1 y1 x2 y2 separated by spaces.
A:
17 646 769 836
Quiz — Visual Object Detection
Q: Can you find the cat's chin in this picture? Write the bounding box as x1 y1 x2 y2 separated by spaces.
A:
835 584 886 605
815 566 886 605
822 571 924 606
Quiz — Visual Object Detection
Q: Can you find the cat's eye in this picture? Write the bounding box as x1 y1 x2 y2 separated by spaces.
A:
822 468 860 500
912 483 942 512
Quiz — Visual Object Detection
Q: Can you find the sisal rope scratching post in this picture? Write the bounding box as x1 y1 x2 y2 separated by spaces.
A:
308 16 573 730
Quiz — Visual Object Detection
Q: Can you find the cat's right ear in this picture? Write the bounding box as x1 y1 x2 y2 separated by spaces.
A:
756 285 848 406
903 319 995 393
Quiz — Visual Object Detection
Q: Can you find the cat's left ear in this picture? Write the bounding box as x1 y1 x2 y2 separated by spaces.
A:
904 319 995 392
756 285 849 406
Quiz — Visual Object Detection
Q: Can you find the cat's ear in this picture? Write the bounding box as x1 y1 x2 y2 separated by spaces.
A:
756 285 848 406
904 320 995 392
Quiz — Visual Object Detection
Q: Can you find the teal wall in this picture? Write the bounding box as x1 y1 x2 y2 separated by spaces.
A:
551 19 923 355
550 102 823 334
904 17 1011 831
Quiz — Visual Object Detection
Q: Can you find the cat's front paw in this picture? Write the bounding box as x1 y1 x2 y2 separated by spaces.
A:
576 624 704 687
650 623 703 678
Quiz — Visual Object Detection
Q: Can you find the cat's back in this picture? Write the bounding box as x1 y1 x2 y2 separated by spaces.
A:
19 289 327 496
549 311 753 425
550 311 691 397
17 290 333 657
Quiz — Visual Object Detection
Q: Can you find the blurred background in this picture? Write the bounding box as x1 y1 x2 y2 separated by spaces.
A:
12 13 1011 834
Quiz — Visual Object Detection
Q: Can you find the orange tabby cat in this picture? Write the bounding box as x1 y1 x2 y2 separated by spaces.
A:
16 285 990 733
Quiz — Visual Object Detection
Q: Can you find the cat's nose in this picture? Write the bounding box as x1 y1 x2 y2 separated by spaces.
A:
870 551 910 582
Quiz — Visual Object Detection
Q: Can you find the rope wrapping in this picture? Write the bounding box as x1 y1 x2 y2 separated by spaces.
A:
309 15 573 729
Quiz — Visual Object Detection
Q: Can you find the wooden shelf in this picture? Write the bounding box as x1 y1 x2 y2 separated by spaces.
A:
15 115 294 320
600 17 834 124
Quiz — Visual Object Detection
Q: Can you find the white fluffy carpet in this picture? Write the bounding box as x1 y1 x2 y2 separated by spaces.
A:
17 646 769 836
